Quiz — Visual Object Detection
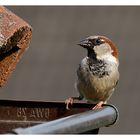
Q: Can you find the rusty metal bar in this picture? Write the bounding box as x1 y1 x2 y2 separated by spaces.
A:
0 6 32 87
0 100 98 134
0 100 118 134
13 104 118 134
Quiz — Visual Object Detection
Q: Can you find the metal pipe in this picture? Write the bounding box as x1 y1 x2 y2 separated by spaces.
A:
13 104 118 134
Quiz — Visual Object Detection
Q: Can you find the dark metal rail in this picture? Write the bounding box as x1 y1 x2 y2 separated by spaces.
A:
13 104 118 134
0 100 102 134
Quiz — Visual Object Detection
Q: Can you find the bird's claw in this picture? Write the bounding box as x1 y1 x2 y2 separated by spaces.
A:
65 97 74 110
92 101 104 110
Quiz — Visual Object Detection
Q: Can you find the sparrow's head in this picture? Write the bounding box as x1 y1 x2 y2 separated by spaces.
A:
78 35 119 63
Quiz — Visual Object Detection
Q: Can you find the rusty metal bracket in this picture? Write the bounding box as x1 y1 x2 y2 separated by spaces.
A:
0 100 96 133
0 100 118 134
0 6 32 87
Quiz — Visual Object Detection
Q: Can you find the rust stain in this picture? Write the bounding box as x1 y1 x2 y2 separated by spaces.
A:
0 100 94 133
0 6 32 87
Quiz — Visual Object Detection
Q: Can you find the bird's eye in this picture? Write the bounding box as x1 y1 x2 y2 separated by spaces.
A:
88 38 103 46
95 39 102 45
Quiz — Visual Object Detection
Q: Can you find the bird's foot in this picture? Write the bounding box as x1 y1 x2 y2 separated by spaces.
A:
92 101 104 110
65 97 74 110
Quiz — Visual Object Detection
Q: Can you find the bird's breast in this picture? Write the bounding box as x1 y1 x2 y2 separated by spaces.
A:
76 58 119 102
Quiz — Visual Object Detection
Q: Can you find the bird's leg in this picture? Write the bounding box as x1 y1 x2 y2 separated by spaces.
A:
65 97 74 110
65 96 83 110
92 101 104 110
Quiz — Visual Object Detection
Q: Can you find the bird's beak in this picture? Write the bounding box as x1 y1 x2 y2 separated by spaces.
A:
77 38 92 49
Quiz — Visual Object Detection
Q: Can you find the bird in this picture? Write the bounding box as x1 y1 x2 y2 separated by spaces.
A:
65 35 119 110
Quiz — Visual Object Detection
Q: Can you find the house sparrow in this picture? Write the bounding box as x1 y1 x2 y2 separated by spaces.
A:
65 35 119 110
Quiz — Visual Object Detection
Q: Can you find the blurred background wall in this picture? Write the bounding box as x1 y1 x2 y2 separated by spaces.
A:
0 6 140 134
